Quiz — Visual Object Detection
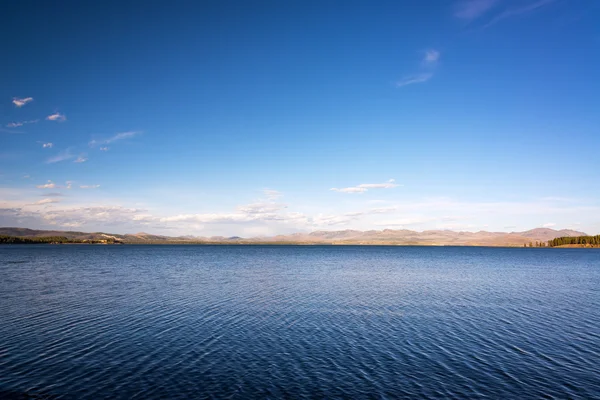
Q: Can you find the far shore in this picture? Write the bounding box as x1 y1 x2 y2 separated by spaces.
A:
2 241 598 248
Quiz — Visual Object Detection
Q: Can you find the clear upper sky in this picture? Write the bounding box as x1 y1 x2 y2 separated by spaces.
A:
1 0 599 236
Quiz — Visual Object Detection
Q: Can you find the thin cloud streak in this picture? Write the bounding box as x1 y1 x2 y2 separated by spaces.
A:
34 198 60 205
331 179 400 194
330 187 368 194
6 119 38 128
396 73 433 87
36 180 57 189
455 0 499 20
263 189 282 200
47 149 74 164
12 97 33 107
483 0 556 28
358 179 400 189
46 113 67 122
90 131 141 147
423 50 440 64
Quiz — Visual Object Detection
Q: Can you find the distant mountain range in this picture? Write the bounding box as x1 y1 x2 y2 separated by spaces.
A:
0 227 588 246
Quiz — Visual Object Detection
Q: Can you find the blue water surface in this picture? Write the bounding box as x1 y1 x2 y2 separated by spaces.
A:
1 245 599 399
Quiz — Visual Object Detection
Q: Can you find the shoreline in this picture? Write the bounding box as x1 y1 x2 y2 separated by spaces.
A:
2 242 598 248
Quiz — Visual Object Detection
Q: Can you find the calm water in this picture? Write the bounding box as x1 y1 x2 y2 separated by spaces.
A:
1 245 599 399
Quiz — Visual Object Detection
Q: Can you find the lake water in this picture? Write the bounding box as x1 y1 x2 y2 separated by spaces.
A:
1 245 599 399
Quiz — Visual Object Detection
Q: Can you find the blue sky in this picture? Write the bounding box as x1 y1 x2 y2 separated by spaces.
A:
1 0 599 236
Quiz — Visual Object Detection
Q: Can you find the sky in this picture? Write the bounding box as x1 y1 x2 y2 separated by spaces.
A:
1 0 599 237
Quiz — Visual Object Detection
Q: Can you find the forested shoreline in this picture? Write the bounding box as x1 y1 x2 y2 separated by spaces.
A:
0 235 122 244
1 234 599 247
547 235 600 247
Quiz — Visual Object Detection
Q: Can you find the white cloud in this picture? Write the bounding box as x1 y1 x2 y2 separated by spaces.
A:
47 149 74 163
543 222 556 228
312 214 356 226
34 198 60 205
1 190 597 236
36 180 57 189
396 73 434 87
46 113 67 122
424 49 440 64
358 179 399 189
263 189 282 200
330 187 368 194
376 216 437 226
100 147 109 151
484 0 556 28
106 131 139 143
62 222 83 228
42 143 53 148
454 0 498 20
369 206 399 214
90 131 141 147
74 155 88 163
397 48 440 88
80 185 100 189
331 179 400 194
34 180 73 190
6 119 38 128
237 201 287 214
12 97 33 107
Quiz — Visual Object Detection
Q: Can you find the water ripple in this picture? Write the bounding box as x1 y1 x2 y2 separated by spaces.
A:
1 245 599 399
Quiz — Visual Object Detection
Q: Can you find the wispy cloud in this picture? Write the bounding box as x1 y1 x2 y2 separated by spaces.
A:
42 143 53 148
543 222 556 228
375 216 438 227
483 0 556 28
331 179 400 194
396 74 434 87
47 149 74 164
396 48 440 88
263 189 282 200
46 113 67 122
358 179 400 189
90 131 141 147
80 185 100 189
0 127 23 134
100 147 109 151
12 97 33 107
423 50 440 64
74 155 88 163
330 187 368 194
455 0 499 20
6 119 38 128
36 180 57 189
34 198 60 205
106 131 140 143
1 193 597 236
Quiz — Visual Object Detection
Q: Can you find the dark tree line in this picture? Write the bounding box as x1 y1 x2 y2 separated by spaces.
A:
0 235 121 244
548 235 600 247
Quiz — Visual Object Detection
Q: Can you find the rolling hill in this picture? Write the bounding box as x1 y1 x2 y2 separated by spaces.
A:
0 227 588 246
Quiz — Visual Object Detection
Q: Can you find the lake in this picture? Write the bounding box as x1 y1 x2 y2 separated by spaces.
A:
1 245 599 399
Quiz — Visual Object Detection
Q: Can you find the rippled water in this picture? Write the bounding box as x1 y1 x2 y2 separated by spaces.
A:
1 245 599 399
